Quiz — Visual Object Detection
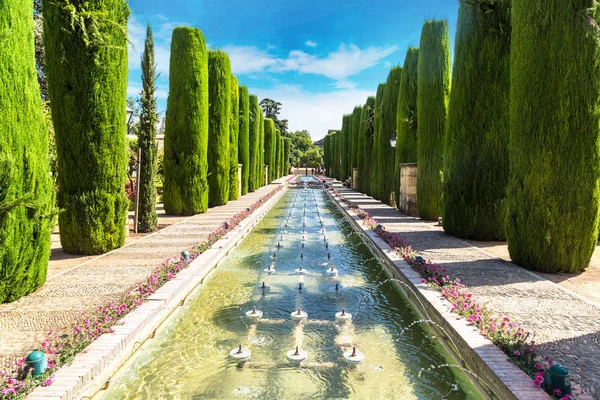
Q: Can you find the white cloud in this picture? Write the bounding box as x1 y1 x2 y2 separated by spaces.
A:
305 40 318 48
249 84 374 141
223 46 279 75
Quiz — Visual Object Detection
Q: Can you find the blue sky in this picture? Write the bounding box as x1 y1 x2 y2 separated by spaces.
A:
127 0 459 141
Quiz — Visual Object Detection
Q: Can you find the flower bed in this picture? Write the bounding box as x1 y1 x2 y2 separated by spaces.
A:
329 187 576 400
0 187 282 399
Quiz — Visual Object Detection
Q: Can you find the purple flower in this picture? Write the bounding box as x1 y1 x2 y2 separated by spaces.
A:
513 350 521 356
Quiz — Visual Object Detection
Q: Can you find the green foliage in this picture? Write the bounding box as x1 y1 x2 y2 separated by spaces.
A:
416 19 451 220
283 137 290 175
274 129 281 179
44 0 129 254
162 27 209 215
358 96 376 193
443 1 511 240
329 132 338 178
0 0 54 302
238 86 250 195
371 84 386 199
264 118 276 183
137 24 159 232
229 75 239 201
279 134 284 177
350 106 362 170
340 115 351 180
207 50 231 206
248 94 260 192
506 0 600 272
379 66 402 206
258 110 265 186
260 98 288 135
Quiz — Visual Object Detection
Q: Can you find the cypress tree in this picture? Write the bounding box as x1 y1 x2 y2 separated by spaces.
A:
417 19 451 220
0 0 54 302
264 118 276 183
395 48 419 166
44 0 129 254
284 137 290 175
330 132 338 179
137 24 159 232
358 96 376 193
207 50 231 206
379 67 402 206
324 135 330 175
248 94 260 192
274 129 281 179
238 86 250 195
278 134 284 177
350 106 362 173
258 111 265 186
228 75 239 201
340 115 351 180
506 0 600 272
162 27 209 216
371 83 386 199
443 1 511 240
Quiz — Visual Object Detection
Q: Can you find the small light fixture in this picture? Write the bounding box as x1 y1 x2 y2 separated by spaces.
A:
389 134 397 148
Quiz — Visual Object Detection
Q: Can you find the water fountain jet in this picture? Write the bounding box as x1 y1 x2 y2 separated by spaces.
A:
286 346 307 363
230 344 251 362
335 309 352 323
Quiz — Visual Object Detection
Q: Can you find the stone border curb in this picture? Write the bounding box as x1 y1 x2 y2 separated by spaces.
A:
27 187 288 400
325 188 550 400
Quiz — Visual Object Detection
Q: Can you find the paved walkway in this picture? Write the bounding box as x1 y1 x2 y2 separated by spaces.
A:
0 182 287 372
331 181 600 398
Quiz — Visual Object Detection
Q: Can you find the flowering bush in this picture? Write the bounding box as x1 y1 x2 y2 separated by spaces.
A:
0 187 282 399
331 188 578 399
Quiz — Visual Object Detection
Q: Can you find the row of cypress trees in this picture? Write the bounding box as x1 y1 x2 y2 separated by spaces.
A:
325 1 600 273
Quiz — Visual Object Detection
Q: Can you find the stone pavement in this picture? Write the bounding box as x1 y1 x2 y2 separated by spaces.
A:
331 182 600 398
0 182 287 373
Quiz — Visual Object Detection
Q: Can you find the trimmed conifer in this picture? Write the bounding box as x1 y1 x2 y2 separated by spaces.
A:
506 0 600 272
371 83 386 199
228 75 239 201
0 0 54 302
258 111 265 186
162 27 209 216
324 135 330 175
207 50 231 206
278 134 284 178
137 24 159 232
379 67 402 206
264 118 276 183
248 94 260 192
340 115 351 180
274 129 281 179
238 86 250 195
330 132 338 179
350 106 362 172
395 48 419 170
443 1 510 240
284 137 290 175
44 0 129 254
416 19 451 220
358 97 376 193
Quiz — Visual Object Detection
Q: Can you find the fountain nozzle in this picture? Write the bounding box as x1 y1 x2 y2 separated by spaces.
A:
351 347 356 357
328 253 331 260
297 308 302 315
298 283 303 291
252 307 257 314
294 346 300 356
335 283 339 291
273 252 277 258
300 253 304 260
237 344 243 355
342 309 346 316
262 282 266 290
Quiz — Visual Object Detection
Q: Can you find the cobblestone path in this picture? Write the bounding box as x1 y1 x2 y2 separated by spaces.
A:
332 182 600 398
0 183 284 373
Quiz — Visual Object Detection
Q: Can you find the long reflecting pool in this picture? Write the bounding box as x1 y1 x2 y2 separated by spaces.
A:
99 181 485 399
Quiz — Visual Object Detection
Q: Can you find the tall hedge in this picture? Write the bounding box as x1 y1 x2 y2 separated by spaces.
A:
162 27 208 216
395 48 419 166
137 24 159 232
44 0 129 254
264 118 276 183
351 106 362 173
278 134 284 178
228 75 239 201
371 83 386 199
238 86 250 195
340 115 351 180
0 0 54 302
506 0 600 272
330 132 338 179
379 67 402 206
443 1 511 240
258 111 265 186
416 20 451 220
248 94 260 192
357 97 375 193
207 50 231 206
284 137 290 175
324 135 330 175
274 129 281 179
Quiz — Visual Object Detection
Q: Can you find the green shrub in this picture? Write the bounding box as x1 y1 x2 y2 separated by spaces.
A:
324 135 330 175
162 27 209 216
506 0 600 272
228 75 239 201
258 110 265 186
283 137 290 175
238 86 250 195
275 130 282 179
395 47 419 208
379 66 402 206
443 1 511 240
357 97 375 193
44 0 129 254
0 0 54 302
350 106 362 174
248 94 260 192
417 19 451 220
330 132 338 178
264 118 276 183
278 134 284 178
371 83 386 199
137 24 159 232
207 50 231 206
340 115 351 180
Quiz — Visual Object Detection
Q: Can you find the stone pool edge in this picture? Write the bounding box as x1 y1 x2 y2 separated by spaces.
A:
27 186 288 400
324 186 550 400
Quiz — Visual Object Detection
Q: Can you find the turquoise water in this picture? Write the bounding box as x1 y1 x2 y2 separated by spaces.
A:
99 184 484 399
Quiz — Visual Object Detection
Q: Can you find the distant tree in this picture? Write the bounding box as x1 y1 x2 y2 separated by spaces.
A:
260 98 288 135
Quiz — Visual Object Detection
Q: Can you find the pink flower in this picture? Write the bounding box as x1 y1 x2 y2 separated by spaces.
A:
535 363 543 371
42 376 54 387
553 389 562 396
513 350 521 356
